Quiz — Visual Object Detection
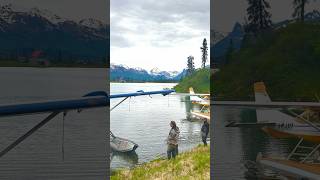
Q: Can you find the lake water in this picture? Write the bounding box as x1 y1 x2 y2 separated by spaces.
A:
212 106 298 179
110 83 207 169
0 67 108 180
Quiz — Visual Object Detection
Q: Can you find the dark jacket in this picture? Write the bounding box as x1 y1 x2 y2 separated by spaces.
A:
201 121 209 135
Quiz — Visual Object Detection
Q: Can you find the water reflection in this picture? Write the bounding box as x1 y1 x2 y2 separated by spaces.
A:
111 151 139 167
182 96 202 122
213 107 297 179
0 68 107 179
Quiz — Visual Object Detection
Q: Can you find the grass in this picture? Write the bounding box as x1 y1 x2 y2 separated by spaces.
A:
111 145 210 180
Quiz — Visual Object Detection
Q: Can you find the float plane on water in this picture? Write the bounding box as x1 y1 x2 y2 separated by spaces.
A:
188 87 210 121
0 89 174 158
171 87 210 121
212 82 320 179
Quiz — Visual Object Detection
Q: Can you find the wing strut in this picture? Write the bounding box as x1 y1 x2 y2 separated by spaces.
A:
288 109 320 132
110 97 129 111
62 112 66 161
0 111 60 158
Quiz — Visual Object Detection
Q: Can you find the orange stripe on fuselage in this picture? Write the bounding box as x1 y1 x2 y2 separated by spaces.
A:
262 127 320 144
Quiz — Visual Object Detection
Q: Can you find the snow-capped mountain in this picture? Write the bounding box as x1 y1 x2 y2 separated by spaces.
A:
111 64 186 82
0 4 107 27
305 10 320 21
168 71 180 77
150 67 161 75
0 4 108 64
79 18 105 29
150 67 180 79
29 7 66 24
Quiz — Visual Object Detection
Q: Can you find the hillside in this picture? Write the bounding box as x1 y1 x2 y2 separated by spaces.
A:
213 22 320 101
174 68 210 93
111 64 186 82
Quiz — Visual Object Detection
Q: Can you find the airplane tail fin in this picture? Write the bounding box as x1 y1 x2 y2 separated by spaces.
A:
254 82 296 124
189 87 203 103
189 87 195 95
254 82 271 103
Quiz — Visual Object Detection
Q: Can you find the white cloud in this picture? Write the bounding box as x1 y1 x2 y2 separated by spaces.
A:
111 0 210 71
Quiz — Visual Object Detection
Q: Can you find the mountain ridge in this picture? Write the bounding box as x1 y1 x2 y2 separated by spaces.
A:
212 10 320 66
111 64 186 82
0 4 108 66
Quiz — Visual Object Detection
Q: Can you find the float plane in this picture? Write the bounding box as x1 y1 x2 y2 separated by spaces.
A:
188 87 210 121
213 82 320 179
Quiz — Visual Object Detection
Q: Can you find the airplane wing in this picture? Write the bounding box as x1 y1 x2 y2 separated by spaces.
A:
211 101 320 109
172 87 210 105
110 89 174 98
0 89 174 158
174 93 210 96
0 96 108 117
214 100 320 131
214 82 320 131
0 89 175 117
212 82 320 109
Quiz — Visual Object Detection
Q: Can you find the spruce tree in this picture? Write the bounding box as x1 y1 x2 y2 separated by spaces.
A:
200 38 208 68
246 0 272 34
293 0 309 22
187 56 195 76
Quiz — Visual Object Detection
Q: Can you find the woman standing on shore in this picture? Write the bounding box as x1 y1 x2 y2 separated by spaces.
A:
167 121 180 159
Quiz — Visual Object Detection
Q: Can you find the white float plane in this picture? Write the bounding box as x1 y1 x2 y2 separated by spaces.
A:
213 82 320 179
188 87 210 121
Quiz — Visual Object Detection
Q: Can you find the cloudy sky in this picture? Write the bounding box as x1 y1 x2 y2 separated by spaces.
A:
0 0 107 22
213 0 320 33
111 0 210 72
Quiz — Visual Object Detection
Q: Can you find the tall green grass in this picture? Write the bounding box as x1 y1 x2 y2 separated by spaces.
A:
111 145 210 180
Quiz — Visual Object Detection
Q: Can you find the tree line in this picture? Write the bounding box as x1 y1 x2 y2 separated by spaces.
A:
245 0 316 35
221 0 317 65
186 38 208 76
